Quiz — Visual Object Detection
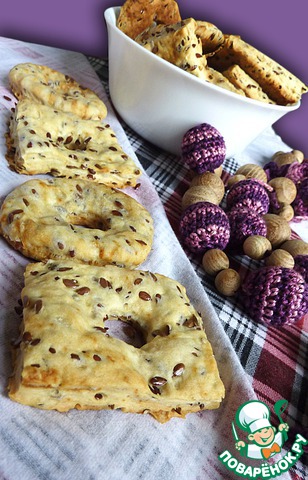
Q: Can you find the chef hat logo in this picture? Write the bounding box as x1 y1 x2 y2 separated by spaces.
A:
236 400 272 434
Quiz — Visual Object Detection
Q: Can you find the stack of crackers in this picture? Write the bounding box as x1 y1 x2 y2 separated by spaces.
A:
117 0 307 106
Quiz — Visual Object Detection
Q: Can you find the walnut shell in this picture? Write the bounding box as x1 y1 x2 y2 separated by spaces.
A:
202 249 229 276
263 213 291 248
273 151 300 167
235 164 267 183
183 173 225 209
268 177 297 205
275 204 294 222
227 174 246 189
182 185 222 209
215 269 241 296
291 149 304 164
280 239 308 257
190 171 225 197
265 249 295 268
243 235 272 260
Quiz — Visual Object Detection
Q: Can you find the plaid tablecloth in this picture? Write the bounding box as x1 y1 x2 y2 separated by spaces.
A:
88 57 308 479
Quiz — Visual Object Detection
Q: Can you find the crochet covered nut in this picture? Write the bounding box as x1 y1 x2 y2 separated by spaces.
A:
227 208 267 248
264 161 289 181
226 179 270 215
181 123 226 174
294 255 308 283
179 201 230 254
241 266 308 326
286 159 308 185
292 177 308 218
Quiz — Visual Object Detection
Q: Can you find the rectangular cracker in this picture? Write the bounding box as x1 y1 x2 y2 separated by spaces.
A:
195 20 224 54
117 0 182 40
8 260 225 423
202 66 246 96
222 64 275 103
6 100 141 188
135 18 206 78
208 35 308 105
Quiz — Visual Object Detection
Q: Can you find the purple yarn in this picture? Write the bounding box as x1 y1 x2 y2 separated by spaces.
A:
241 266 308 326
294 255 308 283
263 161 289 181
227 208 267 248
181 123 226 174
285 159 308 185
264 159 307 184
179 201 230 253
226 179 270 215
292 178 308 218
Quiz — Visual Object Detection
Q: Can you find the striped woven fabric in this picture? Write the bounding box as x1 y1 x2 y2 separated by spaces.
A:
89 57 308 479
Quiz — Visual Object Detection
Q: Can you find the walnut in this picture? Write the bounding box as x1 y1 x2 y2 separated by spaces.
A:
214 269 241 297
265 249 295 268
235 163 267 183
243 235 272 260
280 239 308 257
269 177 297 205
202 249 229 276
263 213 291 248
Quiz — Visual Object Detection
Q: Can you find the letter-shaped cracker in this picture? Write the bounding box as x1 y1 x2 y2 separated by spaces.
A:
8 260 225 423
9 63 107 120
6 100 141 188
0 178 153 267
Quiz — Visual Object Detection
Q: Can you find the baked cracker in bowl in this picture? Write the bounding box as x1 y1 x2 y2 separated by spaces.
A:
105 6 305 157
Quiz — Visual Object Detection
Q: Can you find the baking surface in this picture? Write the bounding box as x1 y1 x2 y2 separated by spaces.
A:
0 37 306 480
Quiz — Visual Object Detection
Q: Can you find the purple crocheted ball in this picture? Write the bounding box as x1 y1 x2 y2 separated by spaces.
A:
226 179 270 214
181 123 226 174
179 201 230 253
292 178 308 218
286 159 308 185
241 266 308 326
294 255 308 283
263 161 289 181
227 208 267 248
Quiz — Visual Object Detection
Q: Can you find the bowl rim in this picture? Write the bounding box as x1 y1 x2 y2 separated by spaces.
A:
104 6 300 113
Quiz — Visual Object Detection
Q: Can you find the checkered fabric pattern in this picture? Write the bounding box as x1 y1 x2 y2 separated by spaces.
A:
89 57 307 478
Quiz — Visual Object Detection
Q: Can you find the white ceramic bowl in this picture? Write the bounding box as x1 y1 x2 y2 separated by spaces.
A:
104 7 300 158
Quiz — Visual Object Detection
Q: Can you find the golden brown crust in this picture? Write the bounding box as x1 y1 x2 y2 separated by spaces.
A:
9 63 107 120
0 178 154 267
208 35 308 105
195 20 224 54
135 18 206 78
6 99 141 188
222 64 275 103
117 0 182 40
8 261 225 422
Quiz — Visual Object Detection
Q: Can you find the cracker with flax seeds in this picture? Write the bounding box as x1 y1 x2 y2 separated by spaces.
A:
6 99 141 188
8 260 225 423
0 178 154 267
208 35 308 105
222 64 275 103
117 0 181 40
9 63 107 120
